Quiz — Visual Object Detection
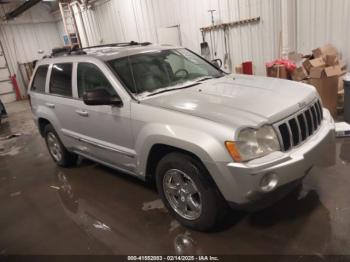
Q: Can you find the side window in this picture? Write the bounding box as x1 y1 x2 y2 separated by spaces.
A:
31 65 48 93
49 63 73 97
77 62 117 98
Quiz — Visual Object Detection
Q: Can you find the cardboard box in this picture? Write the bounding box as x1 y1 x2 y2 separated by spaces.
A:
309 65 343 79
303 57 325 72
302 59 312 73
291 66 308 81
266 65 288 79
324 65 342 77
325 54 339 66
310 57 326 67
309 67 325 78
312 44 338 58
235 65 243 74
309 77 338 117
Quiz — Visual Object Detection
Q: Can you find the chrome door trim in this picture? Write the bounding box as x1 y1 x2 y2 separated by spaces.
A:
62 130 135 158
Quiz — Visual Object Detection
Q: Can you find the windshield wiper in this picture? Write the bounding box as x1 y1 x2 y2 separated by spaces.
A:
146 83 201 97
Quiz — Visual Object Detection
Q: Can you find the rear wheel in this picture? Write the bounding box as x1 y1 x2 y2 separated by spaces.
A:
156 152 228 231
44 124 77 167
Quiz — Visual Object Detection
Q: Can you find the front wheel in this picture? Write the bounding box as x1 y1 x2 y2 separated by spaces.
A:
156 152 228 231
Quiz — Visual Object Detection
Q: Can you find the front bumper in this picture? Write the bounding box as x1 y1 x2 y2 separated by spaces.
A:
206 110 335 208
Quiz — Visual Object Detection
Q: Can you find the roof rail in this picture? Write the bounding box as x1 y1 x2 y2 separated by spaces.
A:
48 41 152 58
51 46 87 57
81 41 152 50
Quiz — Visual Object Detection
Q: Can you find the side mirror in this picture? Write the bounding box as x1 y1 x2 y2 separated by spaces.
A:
83 89 123 107
211 58 223 69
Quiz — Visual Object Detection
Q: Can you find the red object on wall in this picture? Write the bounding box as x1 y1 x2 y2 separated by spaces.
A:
10 74 22 101
242 61 253 75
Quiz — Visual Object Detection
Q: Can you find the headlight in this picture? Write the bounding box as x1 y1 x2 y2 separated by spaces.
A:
225 126 280 162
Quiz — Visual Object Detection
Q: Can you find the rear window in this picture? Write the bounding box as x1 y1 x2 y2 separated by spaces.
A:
49 63 73 97
31 65 48 93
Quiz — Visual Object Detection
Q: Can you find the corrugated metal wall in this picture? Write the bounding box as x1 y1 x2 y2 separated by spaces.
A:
0 4 62 97
76 0 283 75
297 0 350 65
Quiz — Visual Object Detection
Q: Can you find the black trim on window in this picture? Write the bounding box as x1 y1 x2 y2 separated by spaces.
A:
30 65 49 93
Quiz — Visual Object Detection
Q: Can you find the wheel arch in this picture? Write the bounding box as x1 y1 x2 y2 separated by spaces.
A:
144 143 221 193
38 117 51 137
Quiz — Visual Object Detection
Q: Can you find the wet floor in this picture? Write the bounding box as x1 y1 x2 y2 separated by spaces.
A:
1 101 350 255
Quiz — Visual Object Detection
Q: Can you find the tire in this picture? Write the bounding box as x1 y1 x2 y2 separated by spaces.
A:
156 152 228 231
44 124 78 167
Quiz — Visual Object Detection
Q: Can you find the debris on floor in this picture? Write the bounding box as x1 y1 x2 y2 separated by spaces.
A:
142 199 165 211
10 191 21 198
0 133 22 141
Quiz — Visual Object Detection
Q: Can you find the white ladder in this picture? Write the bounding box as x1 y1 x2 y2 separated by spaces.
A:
59 1 81 48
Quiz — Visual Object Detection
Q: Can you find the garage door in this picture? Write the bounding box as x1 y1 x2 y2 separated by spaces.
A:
0 43 15 103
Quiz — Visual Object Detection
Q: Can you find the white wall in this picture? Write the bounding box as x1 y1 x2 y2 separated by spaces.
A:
297 0 350 65
0 3 62 96
74 0 283 75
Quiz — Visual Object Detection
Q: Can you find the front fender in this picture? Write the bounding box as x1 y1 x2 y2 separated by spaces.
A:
135 123 233 177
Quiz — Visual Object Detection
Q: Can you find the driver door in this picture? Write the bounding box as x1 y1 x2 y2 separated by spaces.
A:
72 62 136 174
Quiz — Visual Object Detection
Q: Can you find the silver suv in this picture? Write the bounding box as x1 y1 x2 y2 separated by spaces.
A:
29 42 335 231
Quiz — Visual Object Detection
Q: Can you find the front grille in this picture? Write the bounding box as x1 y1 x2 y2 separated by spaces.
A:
275 100 323 151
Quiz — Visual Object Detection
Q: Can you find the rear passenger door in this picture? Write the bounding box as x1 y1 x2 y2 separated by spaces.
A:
72 62 135 174
44 63 80 150
29 64 49 115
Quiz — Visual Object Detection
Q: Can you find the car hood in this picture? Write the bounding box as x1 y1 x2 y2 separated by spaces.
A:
142 74 318 128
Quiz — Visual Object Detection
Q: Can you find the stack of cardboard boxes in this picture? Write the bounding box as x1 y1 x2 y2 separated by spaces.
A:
290 44 346 118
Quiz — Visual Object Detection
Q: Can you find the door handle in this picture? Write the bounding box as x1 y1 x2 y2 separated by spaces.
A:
75 110 89 117
45 103 55 109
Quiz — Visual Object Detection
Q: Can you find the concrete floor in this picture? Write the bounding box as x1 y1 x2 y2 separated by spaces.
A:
1 101 350 255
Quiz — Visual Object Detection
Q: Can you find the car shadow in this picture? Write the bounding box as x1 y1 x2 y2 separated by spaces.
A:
76 157 157 191
212 184 324 232
73 157 329 238
248 187 321 227
339 140 350 164
0 121 11 136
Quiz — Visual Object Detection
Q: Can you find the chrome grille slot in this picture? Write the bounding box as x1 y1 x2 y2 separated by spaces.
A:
297 114 307 141
304 110 313 135
315 101 323 124
310 106 318 129
289 118 300 146
319 101 323 119
274 100 323 152
278 123 291 151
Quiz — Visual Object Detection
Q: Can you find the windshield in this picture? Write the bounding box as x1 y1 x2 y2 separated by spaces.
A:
108 48 223 96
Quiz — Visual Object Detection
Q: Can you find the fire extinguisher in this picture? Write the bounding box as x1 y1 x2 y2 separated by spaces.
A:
10 74 22 101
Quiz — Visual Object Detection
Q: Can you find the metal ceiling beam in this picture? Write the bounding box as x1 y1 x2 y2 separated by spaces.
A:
4 0 42 21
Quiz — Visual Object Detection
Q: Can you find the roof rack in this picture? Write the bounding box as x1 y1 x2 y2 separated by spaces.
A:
48 41 152 58
50 46 87 57
81 41 152 50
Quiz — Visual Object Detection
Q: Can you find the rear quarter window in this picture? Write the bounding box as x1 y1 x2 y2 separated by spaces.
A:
31 65 48 93
49 63 73 97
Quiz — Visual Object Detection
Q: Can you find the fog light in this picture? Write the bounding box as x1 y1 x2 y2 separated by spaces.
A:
260 173 278 192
